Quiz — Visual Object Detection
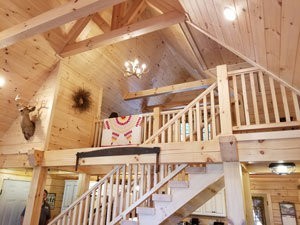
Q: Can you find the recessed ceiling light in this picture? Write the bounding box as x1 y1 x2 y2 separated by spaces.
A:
0 76 5 88
224 7 237 21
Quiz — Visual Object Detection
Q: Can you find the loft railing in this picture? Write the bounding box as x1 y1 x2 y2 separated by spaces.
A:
48 163 187 225
228 68 300 132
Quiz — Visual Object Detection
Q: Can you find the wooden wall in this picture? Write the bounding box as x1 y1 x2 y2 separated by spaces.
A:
250 174 300 225
0 169 67 219
0 64 60 154
47 61 103 150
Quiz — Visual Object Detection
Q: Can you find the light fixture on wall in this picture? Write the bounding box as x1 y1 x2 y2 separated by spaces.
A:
0 76 5 88
124 59 147 79
223 7 237 21
269 162 296 175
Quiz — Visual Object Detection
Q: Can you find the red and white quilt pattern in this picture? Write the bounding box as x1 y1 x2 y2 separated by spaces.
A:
101 115 143 146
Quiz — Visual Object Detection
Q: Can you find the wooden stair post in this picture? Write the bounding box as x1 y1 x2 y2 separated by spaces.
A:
217 64 246 224
23 166 48 225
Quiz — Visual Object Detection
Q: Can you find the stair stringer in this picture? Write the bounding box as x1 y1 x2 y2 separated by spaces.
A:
138 164 224 225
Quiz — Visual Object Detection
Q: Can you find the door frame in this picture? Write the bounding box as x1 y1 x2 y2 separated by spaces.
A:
251 191 273 225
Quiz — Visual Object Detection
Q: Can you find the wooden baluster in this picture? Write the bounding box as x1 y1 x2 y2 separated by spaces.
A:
88 189 96 225
269 76 280 123
93 121 99 147
112 168 120 220
146 164 151 207
100 181 108 225
153 107 161 143
78 199 84 225
162 114 166 143
125 164 132 208
232 75 241 126
210 90 216 139
250 72 260 124
119 166 126 214
188 108 193 141
132 165 138 204
280 84 291 122
106 175 114 224
241 73 250 125
175 115 179 142
203 96 208 141
140 164 145 198
143 116 147 142
148 116 152 140
292 92 300 121
167 114 171 142
94 186 102 225
82 195 90 225
258 71 270 123
196 102 201 141
71 205 77 225
181 114 186 142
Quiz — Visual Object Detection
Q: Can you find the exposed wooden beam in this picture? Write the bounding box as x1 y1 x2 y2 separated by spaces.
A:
246 163 300 174
28 150 44 167
180 22 208 72
92 13 111 33
124 78 214 100
0 0 126 49
0 153 30 168
146 0 184 14
119 0 147 27
60 10 185 57
111 2 128 30
65 16 93 44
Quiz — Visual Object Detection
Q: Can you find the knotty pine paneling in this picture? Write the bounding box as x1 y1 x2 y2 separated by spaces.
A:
47 62 102 150
250 174 300 225
0 64 60 154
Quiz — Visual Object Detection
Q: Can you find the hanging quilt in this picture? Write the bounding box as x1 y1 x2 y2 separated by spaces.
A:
101 115 143 146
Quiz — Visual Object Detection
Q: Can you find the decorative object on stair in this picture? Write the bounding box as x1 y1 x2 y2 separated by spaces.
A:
269 162 296 175
101 115 143 146
72 87 91 112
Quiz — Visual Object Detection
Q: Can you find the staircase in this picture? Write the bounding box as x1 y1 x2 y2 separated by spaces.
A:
49 163 224 225
121 164 224 225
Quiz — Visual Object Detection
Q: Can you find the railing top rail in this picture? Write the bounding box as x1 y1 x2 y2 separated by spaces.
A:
227 67 260 76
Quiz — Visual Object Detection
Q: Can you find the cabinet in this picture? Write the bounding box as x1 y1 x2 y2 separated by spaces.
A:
193 188 226 217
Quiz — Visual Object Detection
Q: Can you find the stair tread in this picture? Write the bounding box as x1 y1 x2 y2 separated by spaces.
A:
121 220 139 225
152 193 172 202
169 180 189 188
137 206 155 215
186 166 206 174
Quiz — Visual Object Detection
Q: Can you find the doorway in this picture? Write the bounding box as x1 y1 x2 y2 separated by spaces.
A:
252 194 271 225
0 179 31 225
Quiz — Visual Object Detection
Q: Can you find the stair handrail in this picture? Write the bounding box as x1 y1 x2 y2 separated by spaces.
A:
143 82 218 144
48 165 124 225
108 163 188 225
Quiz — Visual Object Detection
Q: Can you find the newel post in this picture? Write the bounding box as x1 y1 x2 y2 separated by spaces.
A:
153 107 161 143
217 65 247 224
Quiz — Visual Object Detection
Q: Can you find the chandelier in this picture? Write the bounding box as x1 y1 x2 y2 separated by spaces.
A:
124 59 147 79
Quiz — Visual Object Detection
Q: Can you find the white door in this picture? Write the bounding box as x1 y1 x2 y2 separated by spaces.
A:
0 179 31 225
61 180 78 212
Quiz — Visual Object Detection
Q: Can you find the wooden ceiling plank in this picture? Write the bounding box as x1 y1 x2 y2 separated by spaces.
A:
60 10 185 57
279 1 300 84
65 16 93 44
247 0 267 68
120 0 147 27
180 22 208 71
262 0 281 76
187 21 300 96
124 78 215 100
92 13 111 33
0 0 126 49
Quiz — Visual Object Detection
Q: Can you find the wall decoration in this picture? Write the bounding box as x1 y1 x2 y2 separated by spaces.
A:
280 202 297 225
72 88 92 112
46 193 56 210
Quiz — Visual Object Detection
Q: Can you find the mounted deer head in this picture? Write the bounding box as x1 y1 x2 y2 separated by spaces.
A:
15 95 36 140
